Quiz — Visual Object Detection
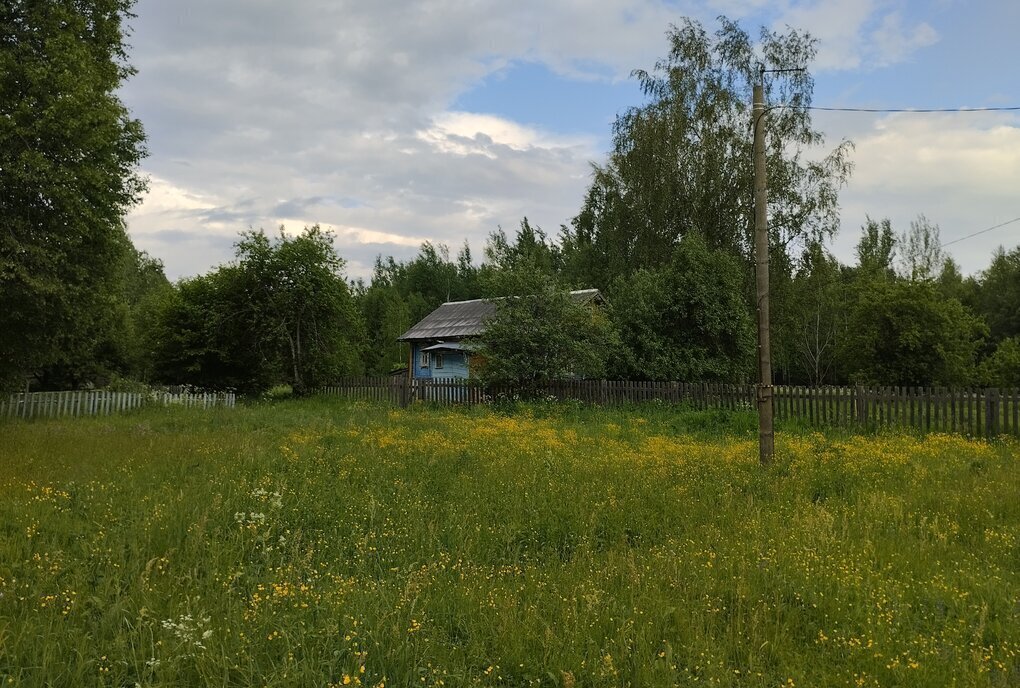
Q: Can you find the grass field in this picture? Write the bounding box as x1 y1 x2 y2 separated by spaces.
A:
0 399 1017 687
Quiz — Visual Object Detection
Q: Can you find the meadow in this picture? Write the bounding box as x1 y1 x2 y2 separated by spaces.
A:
0 398 1017 687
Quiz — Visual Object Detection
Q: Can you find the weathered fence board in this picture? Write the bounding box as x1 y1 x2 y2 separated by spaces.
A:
1 390 235 421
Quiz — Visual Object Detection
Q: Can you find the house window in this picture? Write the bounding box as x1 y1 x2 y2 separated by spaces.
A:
434 353 444 369
420 350 430 368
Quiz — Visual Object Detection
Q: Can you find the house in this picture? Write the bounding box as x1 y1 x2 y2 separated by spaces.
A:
397 289 603 380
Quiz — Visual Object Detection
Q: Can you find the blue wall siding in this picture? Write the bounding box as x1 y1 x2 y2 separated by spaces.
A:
432 352 469 380
410 342 470 380
411 342 432 379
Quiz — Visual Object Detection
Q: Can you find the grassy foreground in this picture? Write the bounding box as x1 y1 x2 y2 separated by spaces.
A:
0 399 1017 687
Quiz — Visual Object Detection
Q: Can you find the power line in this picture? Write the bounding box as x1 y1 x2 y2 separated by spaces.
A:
765 104 1020 116
940 216 1020 248
809 105 1020 113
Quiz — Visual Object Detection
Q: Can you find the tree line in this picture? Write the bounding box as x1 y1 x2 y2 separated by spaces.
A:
3 7 1017 394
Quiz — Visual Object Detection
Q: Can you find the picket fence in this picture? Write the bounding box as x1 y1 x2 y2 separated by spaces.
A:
1 390 236 420
320 377 1020 440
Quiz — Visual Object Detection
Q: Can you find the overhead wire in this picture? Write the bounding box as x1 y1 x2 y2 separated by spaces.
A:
807 105 1020 113
940 217 1020 248
756 101 1020 248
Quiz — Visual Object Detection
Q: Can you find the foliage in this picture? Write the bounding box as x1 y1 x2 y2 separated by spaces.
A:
479 218 563 297
897 214 944 282
935 256 974 304
151 268 270 392
153 226 363 393
784 241 851 384
231 227 364 394
477 279 617 389
979 337 1020 387
1 401 1017 686
855 217 897 280
357 278 413 375
0 0 147 392
843 280 986 386
610 235 753 381
974 245 1020 342
116 247 173 381
562 17 852 289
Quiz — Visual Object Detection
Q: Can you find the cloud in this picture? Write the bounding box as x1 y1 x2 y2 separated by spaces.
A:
829 112 1020 274
119 0 961 283
868 12 938 67
418 112 595 158
774 1 939 71
126 0 680 279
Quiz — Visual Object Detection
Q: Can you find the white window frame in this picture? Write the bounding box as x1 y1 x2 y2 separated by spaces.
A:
419 350 430 368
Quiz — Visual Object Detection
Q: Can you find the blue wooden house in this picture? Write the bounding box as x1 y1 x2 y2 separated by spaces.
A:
397 289 603 380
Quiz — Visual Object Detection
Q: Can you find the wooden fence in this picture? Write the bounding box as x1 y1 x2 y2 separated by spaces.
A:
320 378 1020 439
1 390 237 421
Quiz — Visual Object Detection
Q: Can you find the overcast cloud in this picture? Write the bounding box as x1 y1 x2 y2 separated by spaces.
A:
121 0 1020 280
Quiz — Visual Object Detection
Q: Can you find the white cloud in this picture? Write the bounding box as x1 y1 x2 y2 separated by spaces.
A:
831 112 1020 274
773 1 939 71
417 112 595 157
868 12 938 67
130 175 216 218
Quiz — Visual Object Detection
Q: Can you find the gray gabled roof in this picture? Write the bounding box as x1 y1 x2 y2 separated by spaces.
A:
398 289 602 342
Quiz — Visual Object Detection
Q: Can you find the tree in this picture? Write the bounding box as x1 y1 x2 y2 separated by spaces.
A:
232 226 364 394
358 261 414 375
935 256 974 304
974 246 1020 342
609 235 753 381
855 217 897 279
480 218 564 297
477 279 617 390
562 17 852 289
401 242 464 319
0 0 147 391
897 214 943 281
153 226 364 393
786 241 850 385
151 268 270 392
842 280 985 386
978 337 1020 387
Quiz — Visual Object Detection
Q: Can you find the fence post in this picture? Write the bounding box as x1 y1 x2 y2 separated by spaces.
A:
986 388 999 438
854 385 865 426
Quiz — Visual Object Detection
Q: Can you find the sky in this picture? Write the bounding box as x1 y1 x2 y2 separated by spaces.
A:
119 0 1020 282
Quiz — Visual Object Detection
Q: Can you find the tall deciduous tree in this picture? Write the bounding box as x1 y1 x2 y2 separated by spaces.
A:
785 241 850 385
855 217 898 280
232 226 364 394
562 17 852 289
974 246 1020 342
477 279 617 390
610 235 753 381
842 280 985 386
153 226 364 393
0 0 147 390
897 214 943 282
480 218 563 297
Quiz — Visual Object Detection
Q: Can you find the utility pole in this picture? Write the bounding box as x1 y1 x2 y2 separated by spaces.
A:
753 79 774 465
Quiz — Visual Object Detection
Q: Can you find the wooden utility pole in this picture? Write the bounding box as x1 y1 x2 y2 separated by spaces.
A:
753 81 775 465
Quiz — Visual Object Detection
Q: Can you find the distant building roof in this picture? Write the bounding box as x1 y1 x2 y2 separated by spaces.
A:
398 289 603 342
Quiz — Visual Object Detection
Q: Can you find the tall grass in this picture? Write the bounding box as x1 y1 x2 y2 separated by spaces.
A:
0 399 1017 686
